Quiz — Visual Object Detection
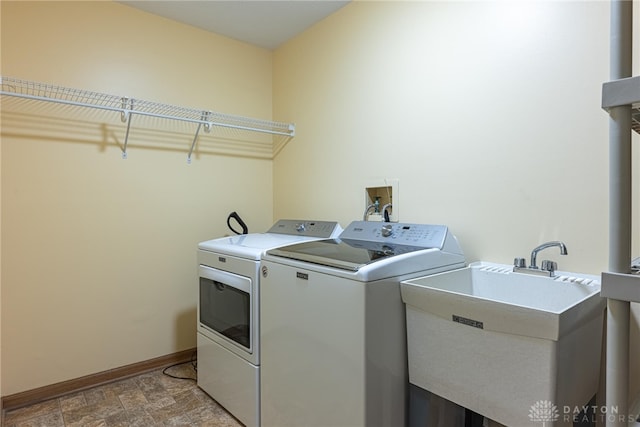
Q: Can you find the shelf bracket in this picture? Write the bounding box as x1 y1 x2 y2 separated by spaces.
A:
120 97 129 123
122 98 134 159
187 111 212 164
203 111 212 133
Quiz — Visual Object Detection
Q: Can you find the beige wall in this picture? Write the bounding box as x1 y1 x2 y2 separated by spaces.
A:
1 1 275 395
273 0 640 405
274 0 614 273
2 0 639 411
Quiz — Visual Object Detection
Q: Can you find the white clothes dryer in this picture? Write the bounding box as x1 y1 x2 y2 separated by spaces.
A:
259 221 466 427
197 219 342 427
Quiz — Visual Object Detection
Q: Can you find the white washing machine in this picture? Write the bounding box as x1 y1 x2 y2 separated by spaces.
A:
197 219 342 427
259 221 466 427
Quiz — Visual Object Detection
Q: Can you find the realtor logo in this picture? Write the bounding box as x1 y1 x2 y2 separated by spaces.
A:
529 400 560 426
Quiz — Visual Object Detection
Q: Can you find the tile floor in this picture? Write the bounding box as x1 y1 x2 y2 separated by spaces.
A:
3 362 242 427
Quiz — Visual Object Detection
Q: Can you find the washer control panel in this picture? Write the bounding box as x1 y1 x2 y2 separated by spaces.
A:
340 221 448 248
267 220 342 238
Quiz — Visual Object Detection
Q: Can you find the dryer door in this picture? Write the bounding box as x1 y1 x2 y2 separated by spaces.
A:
199 265 253 355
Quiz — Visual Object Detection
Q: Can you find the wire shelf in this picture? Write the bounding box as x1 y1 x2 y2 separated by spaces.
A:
0 76 295 161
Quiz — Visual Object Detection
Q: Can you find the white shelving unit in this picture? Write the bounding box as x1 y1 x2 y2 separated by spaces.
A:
600 3 639 422
600 79 640 300
0 76 295 162
600 74 640 426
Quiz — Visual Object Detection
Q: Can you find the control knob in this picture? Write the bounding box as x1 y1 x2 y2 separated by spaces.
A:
296 223 306 232
541 260 557 273
381 224 393 237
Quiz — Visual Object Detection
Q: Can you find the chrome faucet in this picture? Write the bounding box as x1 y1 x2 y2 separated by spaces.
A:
514 241 568 277
530 241 568 269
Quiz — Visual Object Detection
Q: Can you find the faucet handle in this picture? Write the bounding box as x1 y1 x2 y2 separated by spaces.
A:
541 260 557 274
513 257 526 268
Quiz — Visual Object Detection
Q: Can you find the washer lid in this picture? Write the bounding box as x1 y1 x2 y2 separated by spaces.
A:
266 238 429 271
198 219 343 260
198 233 327 260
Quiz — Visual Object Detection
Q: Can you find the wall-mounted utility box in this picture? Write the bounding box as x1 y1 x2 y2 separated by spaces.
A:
365 179 399 222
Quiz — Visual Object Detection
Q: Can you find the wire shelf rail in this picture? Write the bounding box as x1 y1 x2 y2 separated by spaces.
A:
0 76 295 161
602 75 640 135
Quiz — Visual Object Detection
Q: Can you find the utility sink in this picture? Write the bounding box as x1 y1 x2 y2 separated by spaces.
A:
401 262 605 427
401 261 603 341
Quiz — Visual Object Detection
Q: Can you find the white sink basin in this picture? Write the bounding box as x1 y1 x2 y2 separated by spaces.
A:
401 261 606 427
400 261 603 341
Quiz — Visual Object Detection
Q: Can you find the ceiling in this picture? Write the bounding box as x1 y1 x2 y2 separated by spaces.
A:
119 1 351 50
